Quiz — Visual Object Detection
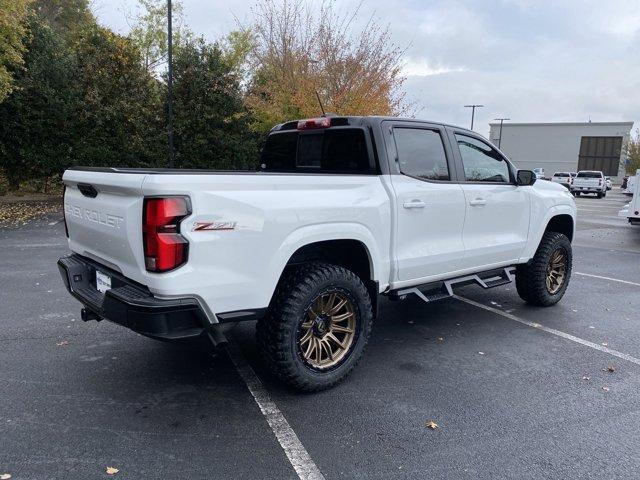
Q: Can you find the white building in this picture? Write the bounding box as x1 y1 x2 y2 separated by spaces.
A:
488 121 634 181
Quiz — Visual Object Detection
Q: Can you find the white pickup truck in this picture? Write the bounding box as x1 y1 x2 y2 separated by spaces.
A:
570 170 607 198
619 169 640 225
58 116 576 391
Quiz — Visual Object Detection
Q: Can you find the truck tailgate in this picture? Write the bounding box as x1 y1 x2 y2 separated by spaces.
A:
63 169 147 278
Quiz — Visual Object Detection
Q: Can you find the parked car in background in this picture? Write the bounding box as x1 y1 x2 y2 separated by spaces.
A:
605 177 612 190
533 168 546 180
571 170 607 198
551 172 572 189
56 115 577 391
623 175 637 195
619 169 640 225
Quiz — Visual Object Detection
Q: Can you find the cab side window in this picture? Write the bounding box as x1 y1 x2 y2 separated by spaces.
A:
394 128 450 181
456 134 511 183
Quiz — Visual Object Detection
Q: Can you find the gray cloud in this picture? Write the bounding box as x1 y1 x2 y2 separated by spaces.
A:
91 0 639 137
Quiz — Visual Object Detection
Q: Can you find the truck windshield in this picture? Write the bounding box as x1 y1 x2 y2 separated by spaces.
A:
260 128 372 174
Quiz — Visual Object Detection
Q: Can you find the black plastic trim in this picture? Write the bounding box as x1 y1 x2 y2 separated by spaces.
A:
216 308 268 323
57 254 213 341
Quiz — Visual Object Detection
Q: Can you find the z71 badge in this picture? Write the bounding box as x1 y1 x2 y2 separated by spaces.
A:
192 221 237 231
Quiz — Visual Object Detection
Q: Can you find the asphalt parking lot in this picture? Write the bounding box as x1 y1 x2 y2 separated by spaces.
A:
1 188 639 480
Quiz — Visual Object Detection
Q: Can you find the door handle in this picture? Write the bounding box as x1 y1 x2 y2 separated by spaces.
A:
403 200 426 209
469 198 487 206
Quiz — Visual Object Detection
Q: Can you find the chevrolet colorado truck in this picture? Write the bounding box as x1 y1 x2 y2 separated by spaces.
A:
58 116 576 391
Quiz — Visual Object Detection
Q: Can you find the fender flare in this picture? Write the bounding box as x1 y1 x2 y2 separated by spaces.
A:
265 222 387 298
519 204 576 262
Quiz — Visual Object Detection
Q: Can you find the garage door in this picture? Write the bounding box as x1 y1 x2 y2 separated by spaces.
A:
578 136 622 176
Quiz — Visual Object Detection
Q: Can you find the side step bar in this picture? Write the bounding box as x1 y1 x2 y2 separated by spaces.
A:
388 267 516 304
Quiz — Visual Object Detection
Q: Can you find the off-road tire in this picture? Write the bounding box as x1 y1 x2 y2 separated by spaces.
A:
256 262 373 392
516 231 572 306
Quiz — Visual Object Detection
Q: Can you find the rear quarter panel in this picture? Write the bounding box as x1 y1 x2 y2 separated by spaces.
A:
141 173 391 316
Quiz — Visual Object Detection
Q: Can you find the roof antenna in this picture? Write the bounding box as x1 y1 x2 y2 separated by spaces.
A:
315 90 326 117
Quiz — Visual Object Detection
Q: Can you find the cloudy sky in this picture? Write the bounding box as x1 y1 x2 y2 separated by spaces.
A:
92 0 639 136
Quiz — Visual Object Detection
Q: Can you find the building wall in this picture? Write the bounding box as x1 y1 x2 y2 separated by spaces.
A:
488 122 633 181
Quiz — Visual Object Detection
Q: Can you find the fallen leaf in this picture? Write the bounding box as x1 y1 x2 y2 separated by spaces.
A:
478 352 485 355
56 341 69 347
572 309 578 313
602 386 610 392
603 366 615 373
426 420 438 429
1 474 12 479
106 467 119 475
588 326 595 329
601 342 608 346
582 376 590 380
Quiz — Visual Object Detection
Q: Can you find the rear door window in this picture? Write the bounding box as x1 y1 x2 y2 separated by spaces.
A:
577 171 602 178
393 128 450 181
260 128 372 173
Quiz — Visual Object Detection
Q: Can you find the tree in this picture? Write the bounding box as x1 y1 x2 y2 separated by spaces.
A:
0 17 79 190
129 0 190 73
31 0 93 39
0 0 33 103
244 0 410 132
624 130 640 175
171 39 258 169
72 25 166 168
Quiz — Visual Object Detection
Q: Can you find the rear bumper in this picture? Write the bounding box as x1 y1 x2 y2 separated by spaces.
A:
571 186 604 192
57 254 211 341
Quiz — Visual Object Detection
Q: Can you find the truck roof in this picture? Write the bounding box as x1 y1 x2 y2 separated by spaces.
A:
271 115 476 135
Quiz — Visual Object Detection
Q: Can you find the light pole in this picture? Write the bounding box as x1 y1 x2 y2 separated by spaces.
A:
167 0 175 168
494 117 510 149
464 104 483 130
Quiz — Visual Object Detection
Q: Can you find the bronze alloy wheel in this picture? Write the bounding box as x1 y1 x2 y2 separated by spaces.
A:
546 248 567 294
298 291 357 370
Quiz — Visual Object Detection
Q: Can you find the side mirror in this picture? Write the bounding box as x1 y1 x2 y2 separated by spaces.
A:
516 169 536 186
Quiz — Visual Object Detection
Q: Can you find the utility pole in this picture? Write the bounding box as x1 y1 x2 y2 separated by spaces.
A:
494 117 510 149
167 0 175 168
464 104 483 130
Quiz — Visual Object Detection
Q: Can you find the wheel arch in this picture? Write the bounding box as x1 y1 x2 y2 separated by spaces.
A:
268 225 387 318
520 205 576 262
544 213 574 242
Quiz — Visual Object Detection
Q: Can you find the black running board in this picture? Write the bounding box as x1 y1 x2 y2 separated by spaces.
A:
388 267 516 303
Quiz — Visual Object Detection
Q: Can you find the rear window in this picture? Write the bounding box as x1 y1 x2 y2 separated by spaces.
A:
260 128 372 173
553 173 569 177
577 171 602 178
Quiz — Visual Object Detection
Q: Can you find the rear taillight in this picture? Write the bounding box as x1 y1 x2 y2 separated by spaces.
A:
143 197 190 272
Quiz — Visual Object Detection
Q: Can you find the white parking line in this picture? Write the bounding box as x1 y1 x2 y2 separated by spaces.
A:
226 340 325 480
574 272 640 287
454 295 640 367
